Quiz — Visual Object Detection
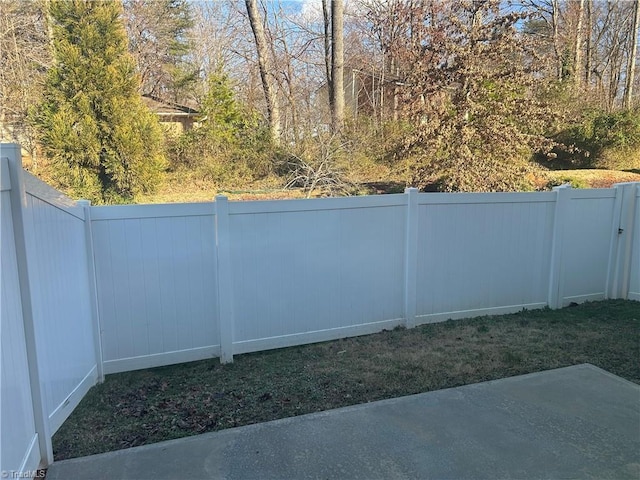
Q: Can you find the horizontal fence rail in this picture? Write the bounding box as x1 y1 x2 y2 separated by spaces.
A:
1 142 638 472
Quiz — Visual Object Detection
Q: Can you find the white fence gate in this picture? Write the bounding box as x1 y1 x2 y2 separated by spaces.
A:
1 142 638 473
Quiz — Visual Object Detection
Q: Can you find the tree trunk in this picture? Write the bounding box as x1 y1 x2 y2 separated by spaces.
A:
574 0 585 86
623 0 640 109
330 0 344 132
245 0 281 144
281 38 300 141
608 42 624 111
585 0 593 86
322 0 332 113
43 0 55 57
552 0 562 81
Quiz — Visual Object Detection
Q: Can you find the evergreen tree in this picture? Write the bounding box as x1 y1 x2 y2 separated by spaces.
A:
33 0 166 203
167 71 272 187
175 71 263 165
199 71 246 147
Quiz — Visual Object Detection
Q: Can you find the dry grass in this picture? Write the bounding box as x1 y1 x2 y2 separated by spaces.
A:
135 167 639 205
542 169 640 189
134 174 308 204
53 300 639 461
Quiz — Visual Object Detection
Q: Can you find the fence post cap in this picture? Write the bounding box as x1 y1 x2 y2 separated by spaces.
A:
77 199 91 206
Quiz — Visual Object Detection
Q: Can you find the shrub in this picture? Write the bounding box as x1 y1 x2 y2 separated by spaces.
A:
554 108 640 169
32 0 166 204
167 71 274 188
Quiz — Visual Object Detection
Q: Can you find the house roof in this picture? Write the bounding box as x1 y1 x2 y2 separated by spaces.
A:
142 95 199 117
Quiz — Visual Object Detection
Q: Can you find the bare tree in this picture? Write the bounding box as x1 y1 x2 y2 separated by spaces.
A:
585 0 593 85
0 0 51 168
323 0 332 103
320 0 345 132
187 1 254 107
245 0 281 144
524 0 637 109
573 0 585 86
355 0 561 191
551 0 562 80
330 0 345 132
623 0 639 109
123 0 195 103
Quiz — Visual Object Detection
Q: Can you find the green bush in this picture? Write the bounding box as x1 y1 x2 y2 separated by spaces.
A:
32 0 166 204
554 108 640 169
167 71 274 188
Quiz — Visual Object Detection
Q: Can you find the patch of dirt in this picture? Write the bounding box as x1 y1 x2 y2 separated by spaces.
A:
360 181 406 194
543 169 640 188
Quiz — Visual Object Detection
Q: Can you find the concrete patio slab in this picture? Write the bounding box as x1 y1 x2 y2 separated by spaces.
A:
46 364 640 480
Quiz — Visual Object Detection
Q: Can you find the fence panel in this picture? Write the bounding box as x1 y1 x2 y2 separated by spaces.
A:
414 192 556 322
21 173 98 434
1 158 41 474
628 188 640 301
560 189 617 305
228 196 407 354
90 204 219 373
4 136 639 473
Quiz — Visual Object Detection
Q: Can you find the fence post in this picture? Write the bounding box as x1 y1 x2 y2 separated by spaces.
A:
607 183 639 299
4 144 53 465
214 196 234 364
77 200 104 382
404 188 419 328
548 184 571 309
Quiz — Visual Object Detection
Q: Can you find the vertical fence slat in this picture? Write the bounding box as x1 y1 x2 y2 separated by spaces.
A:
605 187 625 299
548 184 571 309
612 183 639 299
404 188 419 328
78 200 104 382
215 196 234 363
629 187 640 300
5 144 53 465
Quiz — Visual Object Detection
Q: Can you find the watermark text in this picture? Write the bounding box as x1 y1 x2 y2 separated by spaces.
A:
1 470 46 479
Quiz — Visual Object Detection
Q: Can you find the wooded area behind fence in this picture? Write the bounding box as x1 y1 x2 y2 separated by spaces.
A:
2 143 639 474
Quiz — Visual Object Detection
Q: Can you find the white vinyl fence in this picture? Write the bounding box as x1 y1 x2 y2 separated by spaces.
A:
1 153 42 476
623 185 640 301
1 142 638 473
89 203 220 373
90 177 639 371
1 146 101 474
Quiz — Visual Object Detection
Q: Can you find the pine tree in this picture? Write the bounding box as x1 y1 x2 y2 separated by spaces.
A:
199 71 245 146
173 71 265 164
33 0 166 203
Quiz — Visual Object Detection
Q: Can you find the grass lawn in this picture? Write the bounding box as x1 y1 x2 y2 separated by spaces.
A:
53 300 640 460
